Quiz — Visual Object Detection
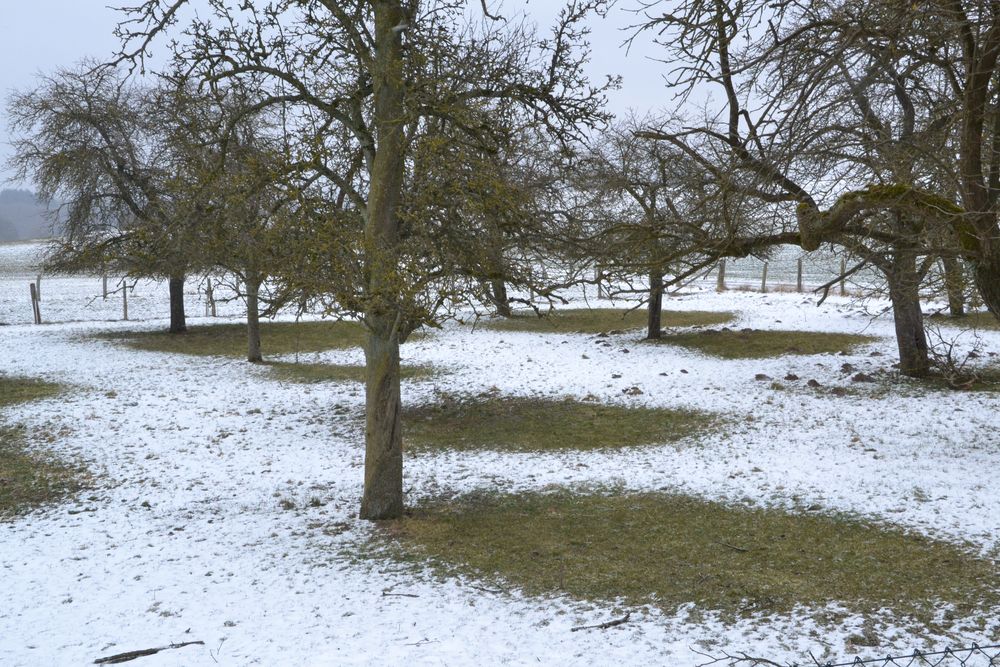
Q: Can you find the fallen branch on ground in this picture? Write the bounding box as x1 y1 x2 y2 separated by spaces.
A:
94 641 204 664
570 611 631 632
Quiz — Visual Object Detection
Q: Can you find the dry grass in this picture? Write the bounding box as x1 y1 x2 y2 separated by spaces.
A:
383 491 1000 627
402 395 716 453
651 328 877 359
929 311 1000 331
94 320 367 358
481 308 733 334
266 361 437 384
0 376 62 408
0 425 87 520
0 377 86 519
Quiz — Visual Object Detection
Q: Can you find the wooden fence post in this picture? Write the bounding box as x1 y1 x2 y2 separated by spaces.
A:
102 275 108 299
29 283 41 324
122 284 129 321
716 259 727 291
35 274 41 302
839 258 847 296
796 259 803 292
760 261 769 293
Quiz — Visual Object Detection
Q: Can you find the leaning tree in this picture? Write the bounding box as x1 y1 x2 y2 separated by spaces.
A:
626 0 1000 376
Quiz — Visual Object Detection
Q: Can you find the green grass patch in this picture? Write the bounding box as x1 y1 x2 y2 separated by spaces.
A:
266 361 437 384
482 308 733 334
0 376 63 409
0 425 87 520
95 320 367 358
383 491 1000 624
652 328 876 359
402 396 715 453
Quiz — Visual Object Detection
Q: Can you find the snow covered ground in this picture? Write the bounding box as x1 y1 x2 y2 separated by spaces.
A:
2 241 1000 666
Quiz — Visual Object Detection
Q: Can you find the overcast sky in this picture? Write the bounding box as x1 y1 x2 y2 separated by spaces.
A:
0 0 678 189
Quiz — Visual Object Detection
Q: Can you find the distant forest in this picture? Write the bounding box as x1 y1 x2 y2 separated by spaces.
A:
0 189 58 241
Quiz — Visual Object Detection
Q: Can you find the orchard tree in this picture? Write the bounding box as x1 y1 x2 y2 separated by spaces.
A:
627 0 1000 376
7 65 212 333
114 0 614 519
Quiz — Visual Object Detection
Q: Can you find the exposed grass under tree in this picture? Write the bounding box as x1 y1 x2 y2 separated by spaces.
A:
266 361 437 384
652 328 876 359
94 320 368 358
383 491 999 626
481 308 733 334
402 396 716 453
929 311 1000 331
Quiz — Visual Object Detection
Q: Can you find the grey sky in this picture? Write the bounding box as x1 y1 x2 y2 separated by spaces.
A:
0 1 676 188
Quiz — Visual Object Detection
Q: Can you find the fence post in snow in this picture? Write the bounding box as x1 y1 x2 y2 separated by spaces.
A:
796 259 803 292
760 261 769 293
840 258 847 296
122 284 128 321
716 259 726 291
102 275 108 299
29 283 41 324
35 274 41 301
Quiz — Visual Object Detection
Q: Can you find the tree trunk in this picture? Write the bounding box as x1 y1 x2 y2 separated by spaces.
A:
490 278 512 318
646 271 664 339
168 274 187 334
359 0 407 521
973 253 1000 321
941 257 966 318
361 319 403 520
246 273 262 363
887 253 929 378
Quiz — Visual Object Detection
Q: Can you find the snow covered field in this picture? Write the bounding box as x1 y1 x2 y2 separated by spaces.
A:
1 240 999 666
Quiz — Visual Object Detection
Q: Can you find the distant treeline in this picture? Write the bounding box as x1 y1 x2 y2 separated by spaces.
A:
0 189 59 241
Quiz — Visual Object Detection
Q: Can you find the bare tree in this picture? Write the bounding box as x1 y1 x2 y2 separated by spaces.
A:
7 65 212 333
113 0 613 519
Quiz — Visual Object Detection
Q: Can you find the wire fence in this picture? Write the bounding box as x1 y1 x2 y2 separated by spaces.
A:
685 248 882 296
697 643 1000 667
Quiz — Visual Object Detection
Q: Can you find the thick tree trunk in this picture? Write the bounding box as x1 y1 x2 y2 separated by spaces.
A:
646 271 664 339
360 320 403 520
887 253 929 378
490 278 512 318
941 257 966 318
168 274 186 334
246 274 262 363
359 0 406 521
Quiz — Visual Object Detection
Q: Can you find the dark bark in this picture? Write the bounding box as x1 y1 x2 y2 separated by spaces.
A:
646 271 664 339
974 254 1000 321
246 273 262 363
490 278 512 318
168 274 187 333
887 253 929 378
941 257 966 318
359 0 406 521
